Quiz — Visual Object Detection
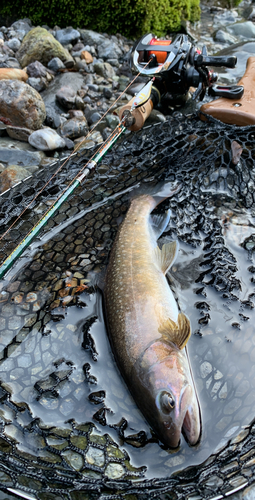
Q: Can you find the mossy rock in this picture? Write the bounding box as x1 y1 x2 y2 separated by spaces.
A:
16 27 74 68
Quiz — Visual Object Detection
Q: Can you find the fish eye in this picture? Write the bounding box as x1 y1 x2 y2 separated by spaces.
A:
160 391 175 413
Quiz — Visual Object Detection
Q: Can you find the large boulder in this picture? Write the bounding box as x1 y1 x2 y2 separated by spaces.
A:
0 80 46 130
16 27 74 68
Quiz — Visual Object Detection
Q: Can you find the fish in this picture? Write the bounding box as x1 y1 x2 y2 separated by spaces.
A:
104 184 201 448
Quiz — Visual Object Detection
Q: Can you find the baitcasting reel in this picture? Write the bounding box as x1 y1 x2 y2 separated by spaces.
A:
119 33 245 131
131 33 243 102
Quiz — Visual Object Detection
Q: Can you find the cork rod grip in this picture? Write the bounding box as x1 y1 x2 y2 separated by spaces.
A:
118 97 153 131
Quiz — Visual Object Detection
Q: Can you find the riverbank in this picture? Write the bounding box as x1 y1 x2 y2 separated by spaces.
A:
0 0 255 193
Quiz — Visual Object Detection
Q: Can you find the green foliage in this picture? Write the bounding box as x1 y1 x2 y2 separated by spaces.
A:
0 0 200 38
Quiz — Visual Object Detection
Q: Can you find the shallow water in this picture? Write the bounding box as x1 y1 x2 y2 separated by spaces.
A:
1 116 255 498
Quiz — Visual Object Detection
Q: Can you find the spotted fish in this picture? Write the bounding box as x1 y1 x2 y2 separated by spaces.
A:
104 185 201 448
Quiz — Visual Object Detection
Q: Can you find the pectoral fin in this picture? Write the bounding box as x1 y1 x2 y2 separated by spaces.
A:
154 240 179 275
159 312 191 349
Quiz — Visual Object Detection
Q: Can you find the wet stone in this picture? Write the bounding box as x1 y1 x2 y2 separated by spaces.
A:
62 450 84 471
70 435 88 450
200 361 212 378
202 475 224 489
231 429 249 444
107 444 125 459
46 436 68 450
85 446 105 467
229 475 248 488
105 462 125 479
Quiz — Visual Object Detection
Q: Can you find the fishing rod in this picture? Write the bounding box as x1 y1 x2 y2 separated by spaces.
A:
0 79 153 280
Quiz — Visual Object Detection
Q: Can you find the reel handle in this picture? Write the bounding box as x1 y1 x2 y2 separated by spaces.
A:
196 55 237 68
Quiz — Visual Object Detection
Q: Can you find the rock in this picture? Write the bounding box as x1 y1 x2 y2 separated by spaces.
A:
226 21 255 39
0 79 46 130
16 27 74 68
56 86 77 109
72 42 85 52
26 61 48 79
0 68 28 81
97 39 122 60
0 164 30 193
93 62 116 79
90 112 102 124
107 58 119 68
56 86 84 110
58 117 88 139
6 38 21 52
247 6 255 22
55 28 80 46
103 87 113 99
28 128 66 150
214 29 237 45
1 57 21 69
90 130 103 143
44 107 62 129
27 77 47 92
41 72 84 118
213 9 240 28
6 125 32 142
11 19 32 36
47 57 65 72
102 127 112 140
0 137 45 166
0 46 14 61
81 50 93 64
68 109 84 120
105 114 120 129
78 29 106 47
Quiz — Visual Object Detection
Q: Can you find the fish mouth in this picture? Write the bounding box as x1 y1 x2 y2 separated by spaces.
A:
181 405 201 446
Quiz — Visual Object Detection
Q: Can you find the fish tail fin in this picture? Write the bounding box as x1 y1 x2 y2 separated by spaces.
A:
153 181 181 206
129 181 181 207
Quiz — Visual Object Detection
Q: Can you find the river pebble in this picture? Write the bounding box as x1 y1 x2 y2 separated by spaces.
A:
28 127 66 150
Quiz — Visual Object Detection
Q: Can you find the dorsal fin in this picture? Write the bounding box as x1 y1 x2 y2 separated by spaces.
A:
154 240 179 275
159 312 191 349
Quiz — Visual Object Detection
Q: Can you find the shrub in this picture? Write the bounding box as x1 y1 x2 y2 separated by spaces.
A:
0 0 200 38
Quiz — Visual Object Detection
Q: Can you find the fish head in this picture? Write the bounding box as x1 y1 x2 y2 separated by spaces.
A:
134 342 201 448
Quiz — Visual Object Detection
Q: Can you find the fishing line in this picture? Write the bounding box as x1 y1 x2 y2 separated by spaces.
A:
0 59 152 243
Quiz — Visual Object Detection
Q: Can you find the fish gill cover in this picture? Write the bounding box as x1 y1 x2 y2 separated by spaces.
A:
0 113 255 499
